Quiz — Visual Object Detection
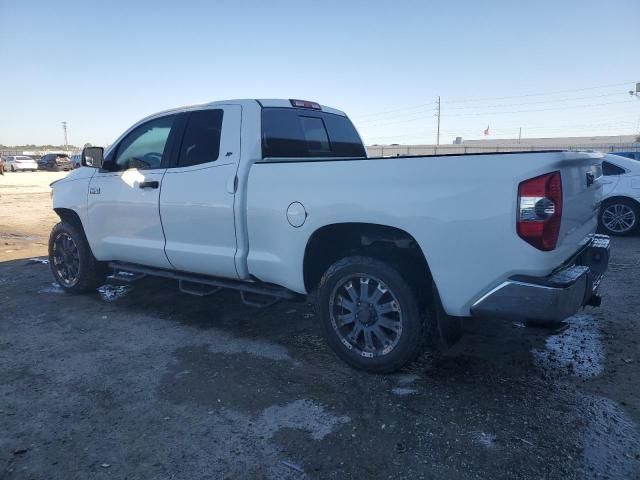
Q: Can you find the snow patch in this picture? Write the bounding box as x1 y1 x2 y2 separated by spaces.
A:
392 387 418 396
579 394 640 478
533 314 604 378
469 431 498 449
38 282 64 294
98 284 132 302
258 399 350 441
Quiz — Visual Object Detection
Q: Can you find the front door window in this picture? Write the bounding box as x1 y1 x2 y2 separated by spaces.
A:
113 116 175 170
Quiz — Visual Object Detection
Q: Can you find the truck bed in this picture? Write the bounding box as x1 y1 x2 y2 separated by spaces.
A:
244 150 603 317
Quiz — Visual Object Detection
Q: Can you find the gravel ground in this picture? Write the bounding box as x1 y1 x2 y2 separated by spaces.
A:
1 171 639 479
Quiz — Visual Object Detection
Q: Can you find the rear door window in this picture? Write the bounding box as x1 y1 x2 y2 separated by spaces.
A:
177 109 224 167
261 108 365 159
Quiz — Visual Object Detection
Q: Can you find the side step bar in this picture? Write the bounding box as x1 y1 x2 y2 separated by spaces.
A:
178 280 222 297
108 261 300 306
108 271 146 283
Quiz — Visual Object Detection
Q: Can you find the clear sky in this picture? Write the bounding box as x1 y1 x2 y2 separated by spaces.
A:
1 0 638 147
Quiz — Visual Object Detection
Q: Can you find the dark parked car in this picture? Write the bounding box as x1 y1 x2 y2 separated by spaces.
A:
38 154 73 171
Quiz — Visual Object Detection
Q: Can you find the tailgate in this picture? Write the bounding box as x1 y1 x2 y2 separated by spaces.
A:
557 152 603 249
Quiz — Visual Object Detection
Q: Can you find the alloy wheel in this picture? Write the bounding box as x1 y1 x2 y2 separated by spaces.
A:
602 204 636 234
52 232 81 286
329 274 403 358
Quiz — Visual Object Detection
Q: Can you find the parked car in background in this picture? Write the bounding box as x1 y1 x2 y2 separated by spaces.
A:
38 153 73 171
611 151 640 161
70 154 82 169
599 154 640 236
4 155 38 172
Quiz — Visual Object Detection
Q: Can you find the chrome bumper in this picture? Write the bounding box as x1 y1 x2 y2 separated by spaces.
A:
471 234 610 323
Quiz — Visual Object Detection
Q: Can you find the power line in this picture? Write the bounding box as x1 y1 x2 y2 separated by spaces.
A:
356 92 629 125
357 100 635 129
352 80 635 119
444 100 634 117
445 81 634 103
445 91 625 110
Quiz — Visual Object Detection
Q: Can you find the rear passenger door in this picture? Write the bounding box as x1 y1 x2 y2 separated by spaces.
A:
160 105 242 278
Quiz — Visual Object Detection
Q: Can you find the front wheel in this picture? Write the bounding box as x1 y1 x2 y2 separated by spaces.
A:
599 199 639 236
49 221 108 293
316 256 431 373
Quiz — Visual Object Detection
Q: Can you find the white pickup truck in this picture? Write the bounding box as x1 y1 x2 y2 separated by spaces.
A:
49 99 610 372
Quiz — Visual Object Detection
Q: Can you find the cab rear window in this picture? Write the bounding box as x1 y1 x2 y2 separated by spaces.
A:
261 108 365 159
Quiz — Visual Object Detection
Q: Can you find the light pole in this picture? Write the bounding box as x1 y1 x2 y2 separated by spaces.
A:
435 96 441 155
61 121 68 150
631 83 640 142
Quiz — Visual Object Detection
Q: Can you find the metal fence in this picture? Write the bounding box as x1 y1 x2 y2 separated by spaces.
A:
366 143 640 157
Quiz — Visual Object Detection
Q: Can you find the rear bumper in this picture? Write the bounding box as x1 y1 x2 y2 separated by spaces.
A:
471 234 610 323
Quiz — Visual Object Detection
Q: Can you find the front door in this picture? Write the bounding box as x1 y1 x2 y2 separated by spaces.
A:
86 114 178 269
160 105 242 278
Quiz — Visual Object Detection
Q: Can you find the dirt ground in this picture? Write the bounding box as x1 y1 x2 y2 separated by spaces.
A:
1 171 639 479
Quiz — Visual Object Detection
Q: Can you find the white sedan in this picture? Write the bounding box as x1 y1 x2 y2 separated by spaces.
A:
4 155 39 172
599 153 640 236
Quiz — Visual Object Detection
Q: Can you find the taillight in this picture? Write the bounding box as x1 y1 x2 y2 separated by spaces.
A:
517 171 562 251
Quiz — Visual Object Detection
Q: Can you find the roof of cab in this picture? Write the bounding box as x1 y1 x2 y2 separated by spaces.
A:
127 99 348 134
197 98 346 116
255 99 346 116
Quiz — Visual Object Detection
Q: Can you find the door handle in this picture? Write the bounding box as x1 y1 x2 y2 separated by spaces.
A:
139 180 159 189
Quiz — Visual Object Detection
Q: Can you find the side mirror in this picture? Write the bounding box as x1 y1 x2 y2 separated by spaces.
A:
82 146 104 168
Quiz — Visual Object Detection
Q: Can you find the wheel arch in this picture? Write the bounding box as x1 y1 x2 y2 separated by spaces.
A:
601 195 640 207
303 222 435 306
54 208 87 236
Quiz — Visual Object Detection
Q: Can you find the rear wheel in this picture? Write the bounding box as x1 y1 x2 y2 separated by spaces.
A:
599 199 639 236
49 221 108 293
316 256 432 373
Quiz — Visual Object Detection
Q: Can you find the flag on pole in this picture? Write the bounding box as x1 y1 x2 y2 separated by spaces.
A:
483 125 490 136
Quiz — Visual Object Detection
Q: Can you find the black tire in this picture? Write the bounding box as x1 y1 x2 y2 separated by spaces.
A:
48 221 108 293
599 198 639 236
316 256 432 373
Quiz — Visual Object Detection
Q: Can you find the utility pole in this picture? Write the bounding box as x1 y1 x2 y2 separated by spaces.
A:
61 121 68 150
518 127 522 144
435 96 441 154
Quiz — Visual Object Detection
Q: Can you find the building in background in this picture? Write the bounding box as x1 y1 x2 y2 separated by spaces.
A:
367 134 640 157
